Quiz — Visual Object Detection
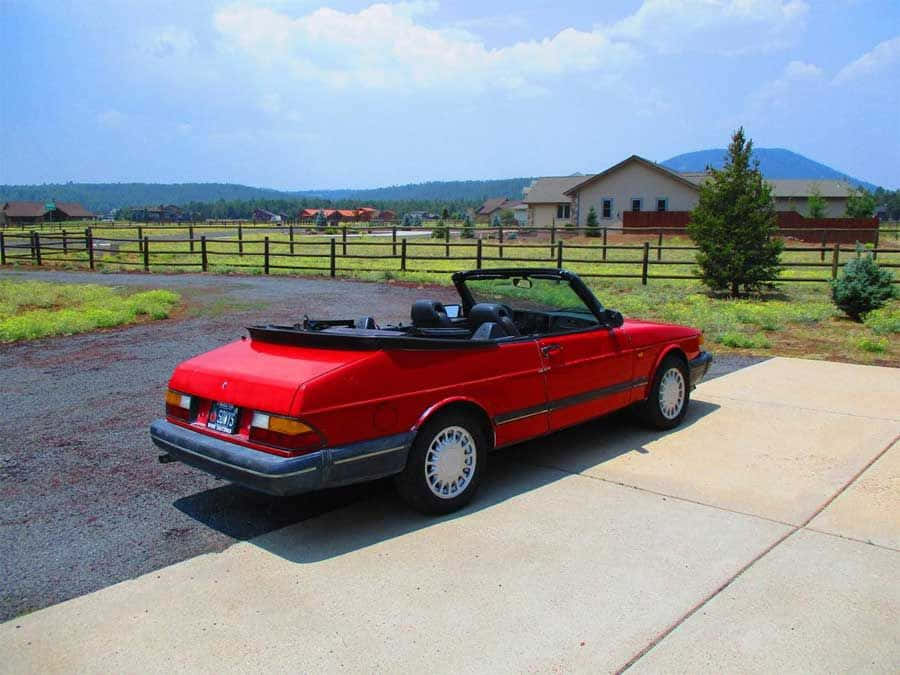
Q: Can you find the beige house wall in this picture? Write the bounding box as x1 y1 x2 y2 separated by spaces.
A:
775 197 848 218
528 203 571 227
572 163 700 227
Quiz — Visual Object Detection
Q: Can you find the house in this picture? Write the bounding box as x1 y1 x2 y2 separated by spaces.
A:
356 207 379 222
131 204 184 222
252 208 283 223
512 202 529 226
376 209 396 221
522 176 584 227
336 209 359 221
1 200 94 225
475 198 519 223
564 155 854 227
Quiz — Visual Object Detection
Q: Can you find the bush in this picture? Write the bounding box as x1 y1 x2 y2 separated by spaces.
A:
856 336 888 353
715 331 771 349
431 219 448 239
830 249 896 321
461 214 475 239
863 306 900 334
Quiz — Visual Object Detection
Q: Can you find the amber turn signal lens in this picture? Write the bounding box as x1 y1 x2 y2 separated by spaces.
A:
249 411 323 454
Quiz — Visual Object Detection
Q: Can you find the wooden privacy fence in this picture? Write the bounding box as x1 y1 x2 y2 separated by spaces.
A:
1 225 898 285
622 211 882 244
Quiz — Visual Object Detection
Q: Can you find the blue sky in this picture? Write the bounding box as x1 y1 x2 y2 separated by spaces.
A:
1 0 898 189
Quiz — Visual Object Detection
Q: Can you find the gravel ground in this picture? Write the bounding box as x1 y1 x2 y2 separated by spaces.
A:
0 269 765 621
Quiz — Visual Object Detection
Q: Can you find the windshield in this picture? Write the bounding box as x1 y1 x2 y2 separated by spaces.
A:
464 275 595 315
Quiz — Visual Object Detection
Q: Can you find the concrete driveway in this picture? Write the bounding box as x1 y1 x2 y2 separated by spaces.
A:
1 357 897 673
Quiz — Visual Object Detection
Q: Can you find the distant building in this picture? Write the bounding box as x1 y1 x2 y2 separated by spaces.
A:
1 200 94 225
252 208 283 223
131 204 186 222
376 209 396 221
475 198 520 223
522 176 584 227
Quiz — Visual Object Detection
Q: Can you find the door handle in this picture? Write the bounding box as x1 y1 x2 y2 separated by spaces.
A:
541 343 562 356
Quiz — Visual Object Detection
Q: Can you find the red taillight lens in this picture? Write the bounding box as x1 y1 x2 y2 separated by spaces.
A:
248 411 325 454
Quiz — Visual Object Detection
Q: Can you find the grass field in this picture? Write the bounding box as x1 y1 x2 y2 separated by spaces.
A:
1 226 897 363
0 280 180 342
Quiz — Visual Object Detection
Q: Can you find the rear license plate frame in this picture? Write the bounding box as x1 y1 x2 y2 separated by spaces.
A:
208 401 240 434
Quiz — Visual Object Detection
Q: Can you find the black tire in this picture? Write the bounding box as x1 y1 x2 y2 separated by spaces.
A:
635 354 690 430
394 410 486 515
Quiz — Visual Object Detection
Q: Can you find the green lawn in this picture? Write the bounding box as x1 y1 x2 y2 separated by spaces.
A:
0 280 180 342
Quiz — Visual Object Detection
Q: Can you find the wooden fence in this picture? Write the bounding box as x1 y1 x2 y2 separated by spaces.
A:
622 211 882 244
1 224 897 285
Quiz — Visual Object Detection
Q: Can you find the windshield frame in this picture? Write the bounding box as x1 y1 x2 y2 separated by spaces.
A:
452 268 605 320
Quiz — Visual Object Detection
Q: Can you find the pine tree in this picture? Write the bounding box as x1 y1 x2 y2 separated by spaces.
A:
585 206 599 237
687 127 783 297
315 209 327 230
845 188 877 218
806 185 827 219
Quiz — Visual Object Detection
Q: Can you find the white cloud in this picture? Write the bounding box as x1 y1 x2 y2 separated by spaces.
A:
212 0 811 98
752 59 823 108
606 0 809 54
213 2 640 96
833 35 900 84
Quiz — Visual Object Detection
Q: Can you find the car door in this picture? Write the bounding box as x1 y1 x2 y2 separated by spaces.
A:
537 325 634 431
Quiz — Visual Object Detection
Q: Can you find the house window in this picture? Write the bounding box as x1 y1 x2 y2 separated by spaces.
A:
602 199 613 219
631 198 642 212
657 198 668 212
556 204 570 219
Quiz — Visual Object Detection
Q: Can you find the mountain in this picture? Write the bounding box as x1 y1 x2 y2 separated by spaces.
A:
0 178 537 213
661 148 878 191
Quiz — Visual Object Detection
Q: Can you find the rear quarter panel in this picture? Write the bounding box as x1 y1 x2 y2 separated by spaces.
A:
297 341 546 448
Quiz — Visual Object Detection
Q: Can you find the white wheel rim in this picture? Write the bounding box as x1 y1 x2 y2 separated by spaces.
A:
659 368 685 420
425 426 477 499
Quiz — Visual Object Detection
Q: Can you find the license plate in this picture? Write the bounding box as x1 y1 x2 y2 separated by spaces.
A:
208 402 240 434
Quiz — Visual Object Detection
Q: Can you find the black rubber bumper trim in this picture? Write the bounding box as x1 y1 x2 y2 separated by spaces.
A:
150 419 412 497
689 351 713 388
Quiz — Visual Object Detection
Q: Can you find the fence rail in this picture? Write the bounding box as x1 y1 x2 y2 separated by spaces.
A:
1 225 898 285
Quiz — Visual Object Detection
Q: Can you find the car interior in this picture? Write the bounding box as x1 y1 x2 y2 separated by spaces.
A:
302 298 599 341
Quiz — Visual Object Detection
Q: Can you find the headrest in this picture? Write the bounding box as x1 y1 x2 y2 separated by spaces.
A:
411 300 450 327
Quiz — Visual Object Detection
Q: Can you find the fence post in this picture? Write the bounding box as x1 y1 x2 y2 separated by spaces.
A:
657 231 663 261
873 227 880 261
392 226 397 256
641 242 650 285
341 226 347 256
34 232 42 265
136 226 143 254
62 229 68 255
498 225 504 259
189 225 194 253
86 228 94 270
602 227 608 261
476 239 482 269
330 238 336 277
556 241 563 269
0 232 4 265
238 224 243 257
264 236 270 274
831 243 840 279
289 225 294 256
445 227 450 257
201 236 208 272
143 236 150 271
550 223 556 257
401 238 407 271
820 229 827 261
29 231 35 261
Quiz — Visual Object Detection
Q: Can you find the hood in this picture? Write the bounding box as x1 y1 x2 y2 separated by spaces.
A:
169 338 374 415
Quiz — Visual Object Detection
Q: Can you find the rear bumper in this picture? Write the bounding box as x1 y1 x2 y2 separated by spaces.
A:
689 351 713 388
150 419 412 497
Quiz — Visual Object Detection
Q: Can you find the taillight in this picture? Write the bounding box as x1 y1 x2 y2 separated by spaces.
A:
165 389 194 421
249 412 325 454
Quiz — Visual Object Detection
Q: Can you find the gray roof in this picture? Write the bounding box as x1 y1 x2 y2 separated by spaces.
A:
523 176 583 204
564 156 701 196
682 173 854 198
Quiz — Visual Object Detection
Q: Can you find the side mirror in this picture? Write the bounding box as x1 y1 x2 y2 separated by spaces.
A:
444 304 461 319
602 309 624 328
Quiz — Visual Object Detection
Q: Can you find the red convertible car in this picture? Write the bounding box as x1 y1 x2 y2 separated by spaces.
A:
151 269 710 514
